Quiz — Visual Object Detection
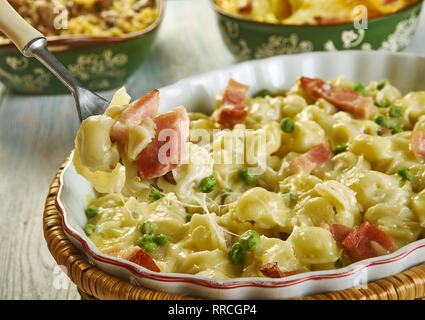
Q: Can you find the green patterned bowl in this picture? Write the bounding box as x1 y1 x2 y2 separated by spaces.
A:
0 0 164 95
212 0 423 61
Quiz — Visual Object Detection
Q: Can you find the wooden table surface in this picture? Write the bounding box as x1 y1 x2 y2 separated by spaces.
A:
0 0 424 300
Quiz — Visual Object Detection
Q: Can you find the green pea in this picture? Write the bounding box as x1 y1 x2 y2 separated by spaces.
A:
353 83 366 96
375 98 391 108
85 205 99 218
397 167 413 181
253 89 272 98
377 79 389 90
281 192 297 206
138 234 158 252
280 118 295 133
228 243 245 265
148 188 164 203
239 230 260 251
199 175 217 193
185 214 193 223
238 168 257 185
154 234 170 245
389 105 404 118
392 125 404 134
375 115 388 128
219 188 232 204
334 258 343 268
140 221 156 235
84 224 97 236
333 144 348 155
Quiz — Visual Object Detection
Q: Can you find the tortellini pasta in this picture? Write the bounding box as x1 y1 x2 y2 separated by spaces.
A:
346 170 411 210
77 76 425 280
288 226 341 265
219 187 293 236
183 213 227 251
280 119 326 154
75 115 120 172
255 236 307 273
125 118 156 160
314 180 361 228
364 203 421 248
73 147 126 194
396 91 425 127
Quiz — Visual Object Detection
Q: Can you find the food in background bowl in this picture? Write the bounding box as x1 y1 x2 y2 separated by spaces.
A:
72 75 425 280
0 0 164 95
0 0 158 44
215 0 420 25
212 0 423 61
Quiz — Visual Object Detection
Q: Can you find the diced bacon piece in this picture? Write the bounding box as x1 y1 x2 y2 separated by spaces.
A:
110 89 159 144
119 89 159 122
128 248 161 272
260 262 301 278
300 77 374 119
221 78 250 106
410 130 425 160
238 0 252 14
104 244 140 260
314 16 351 25
217 105 248 129
329 224 353 248
289 141 333 174
342 221 397 261
138 106 189 179
216 79 250 129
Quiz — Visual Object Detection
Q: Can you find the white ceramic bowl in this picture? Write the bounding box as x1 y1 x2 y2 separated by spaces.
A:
56 51 425 300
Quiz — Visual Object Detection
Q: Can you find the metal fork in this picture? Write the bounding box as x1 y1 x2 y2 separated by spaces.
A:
0 0 109 122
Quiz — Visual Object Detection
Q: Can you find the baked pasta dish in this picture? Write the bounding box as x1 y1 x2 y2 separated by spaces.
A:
0 0 158 44
73 75 425 279
215 0 420 25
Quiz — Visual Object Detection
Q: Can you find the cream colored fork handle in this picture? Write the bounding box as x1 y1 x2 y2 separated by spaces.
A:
0 0 45 55
0 0 108 121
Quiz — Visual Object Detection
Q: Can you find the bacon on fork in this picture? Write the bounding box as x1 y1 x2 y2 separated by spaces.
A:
138 106 189 179
108 87 190 180
110 89 159 144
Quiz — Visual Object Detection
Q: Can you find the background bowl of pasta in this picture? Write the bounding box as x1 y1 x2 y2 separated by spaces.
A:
212 0 423 61
56 50 425 299
0 0 164 95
